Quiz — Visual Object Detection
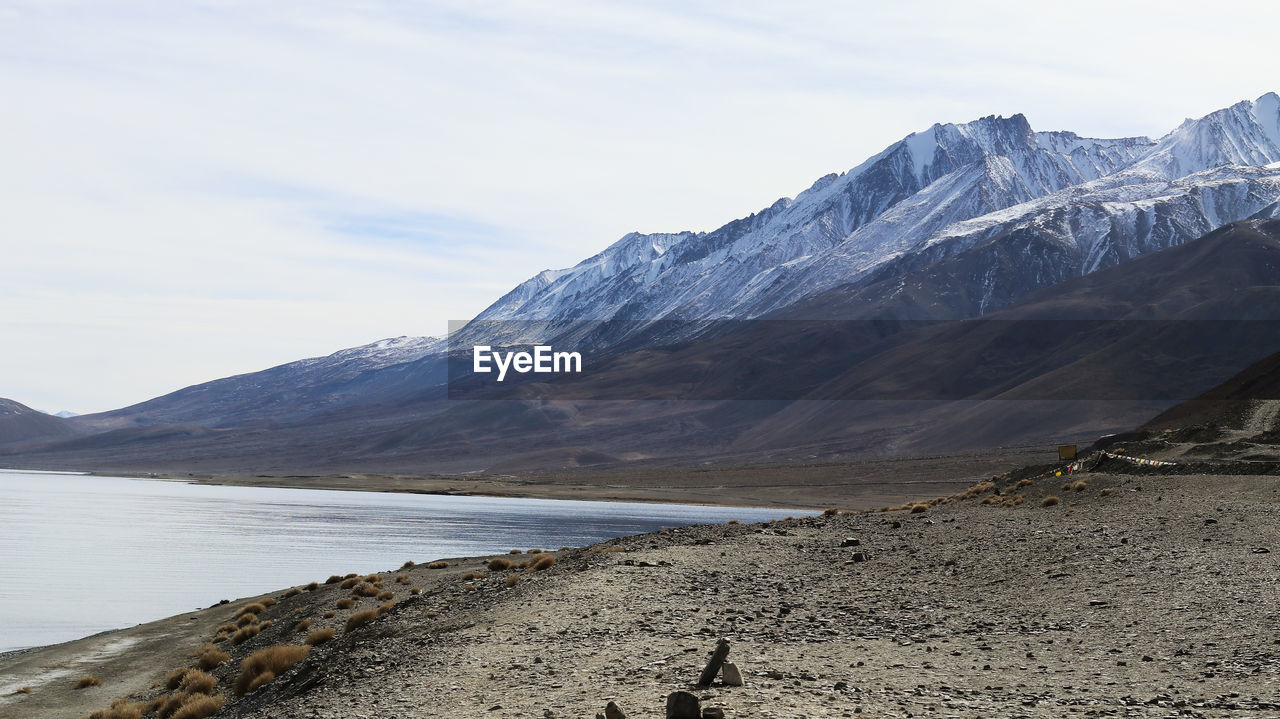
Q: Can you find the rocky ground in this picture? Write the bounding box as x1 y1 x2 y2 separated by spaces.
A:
3 458 1278 719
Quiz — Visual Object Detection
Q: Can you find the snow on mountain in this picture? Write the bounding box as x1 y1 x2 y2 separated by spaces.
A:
472 93 1280 331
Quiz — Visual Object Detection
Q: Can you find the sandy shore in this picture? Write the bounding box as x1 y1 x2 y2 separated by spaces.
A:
96 446 1055 511
4 460 1277 719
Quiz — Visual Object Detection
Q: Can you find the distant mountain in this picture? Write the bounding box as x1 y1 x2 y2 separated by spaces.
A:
476 93 1280 334
0 398 81 448
52 410 79 419
75 336 444 430
6 95 1280 474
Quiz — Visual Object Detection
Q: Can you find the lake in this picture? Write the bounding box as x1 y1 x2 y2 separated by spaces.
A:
0 470 800 652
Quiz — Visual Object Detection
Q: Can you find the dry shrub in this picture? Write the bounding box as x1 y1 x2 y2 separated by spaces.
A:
238 602 267 617
376 590 395 601
956 480 996 500
336 598 355 609
1100 488 1115 497
339 577 360 589
401 560 415 569
410 587 421 595
505 574 520 588
1014 479 1034 490
76 676 104 689
324 575 343 584
461 571 486 580
235 613 256 627
362 574 381 583
909 504 928 514
195 645 230 670
527 555 555 572
376 601 396 616
216 623 237 634
344 573 357 579
427 561 448 569
170 694 224 719
487 557 513 571
89 700 145 719
323 610 337 618
14 686 32 695
508 549 523 554
980 496 997 505
178 670 216 695
305 628 335 645
258 620 273 630
260 598 276 607
157 693 189 719
304 581 319 591
164 669 191 690
462 583 476 592
395 573 410 584
1070 480 1090 492
352 582 380 598
230 624 261 645
822 508 839 516
294 619 311 632
283 588 301 598
727 519 739 524
344 609 378 632
233 645 310 696
527 548 543 554
1042 496 1061 507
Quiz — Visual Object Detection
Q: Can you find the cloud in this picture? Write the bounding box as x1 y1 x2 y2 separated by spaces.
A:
1 0 1278 411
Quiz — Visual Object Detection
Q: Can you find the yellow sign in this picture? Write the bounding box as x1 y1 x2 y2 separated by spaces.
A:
1058 444 1077 461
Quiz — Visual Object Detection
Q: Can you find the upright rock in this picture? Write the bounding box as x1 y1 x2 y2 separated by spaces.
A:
697 639 731 686
666 691 701 719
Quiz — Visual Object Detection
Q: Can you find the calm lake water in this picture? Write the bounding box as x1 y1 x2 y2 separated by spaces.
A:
0 470 800 652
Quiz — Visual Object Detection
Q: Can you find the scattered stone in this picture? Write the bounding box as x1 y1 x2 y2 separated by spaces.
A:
666 690 701 719
721 661 744 686
850 552 868 563
702 708 725 719
840 538 861 547
1252 547 1271 554
605 700 626 719
697 639 731 686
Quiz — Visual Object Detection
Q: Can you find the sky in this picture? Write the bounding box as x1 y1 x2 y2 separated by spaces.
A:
2 0 1279 413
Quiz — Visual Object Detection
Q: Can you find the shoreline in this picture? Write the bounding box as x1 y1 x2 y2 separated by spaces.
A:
4 445 1058 512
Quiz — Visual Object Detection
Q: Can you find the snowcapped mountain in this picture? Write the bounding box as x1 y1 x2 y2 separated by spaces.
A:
474 93 1280 328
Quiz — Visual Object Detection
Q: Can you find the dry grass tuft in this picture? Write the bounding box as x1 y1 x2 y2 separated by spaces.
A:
505 574 520 588
527 548 543 554
401 560 415 569
461 571 486 581
305 628 335 645
230 624 261 645
909 504 928 514
1100 488 1115 496
822 508 839 516
339 577 360 589
294 619 311 633
76 676 104 689
395 573 410 584
282 588 301 598
216 623 237 634
194 644 230 670
1042 496 1061 507
427 561 448 569
169 694 224 719
304 581 319 591
324 575 343 584
178 670 216 695
238 602 267 617
487 557 514 570
258 620 273 630
344 572 357 579
260 598 276 607
727 519 739 524
508 548 522 554
527 555 556 572
164 669 190 690
376 601 396 616
14 686 32 695
362 574 381 583
235 613 257 627
352 582 381 597
323 610 337 618
233 645 310 696
344 609 378 633
1013 479 1034 490
376 590 395 601
336 598 355 609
